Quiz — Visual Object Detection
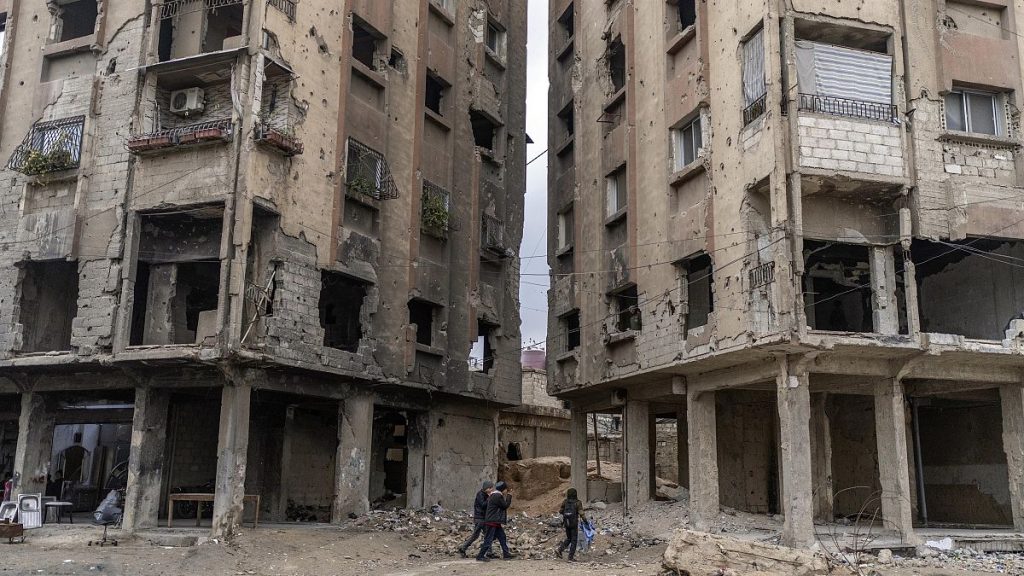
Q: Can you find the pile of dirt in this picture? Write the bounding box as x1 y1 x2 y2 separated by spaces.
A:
499 456 571 501
662 529 834 576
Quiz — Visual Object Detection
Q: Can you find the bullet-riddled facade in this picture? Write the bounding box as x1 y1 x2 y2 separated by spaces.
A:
0 0 526 536
549 0 1024 546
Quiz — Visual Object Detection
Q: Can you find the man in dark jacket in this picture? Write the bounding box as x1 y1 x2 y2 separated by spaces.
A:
457 480 494 557
555 487 586 561
476 481 514 561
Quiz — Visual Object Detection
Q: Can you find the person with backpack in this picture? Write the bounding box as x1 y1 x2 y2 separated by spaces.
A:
457 480 494 558
555 487 586 562
476 481 514 562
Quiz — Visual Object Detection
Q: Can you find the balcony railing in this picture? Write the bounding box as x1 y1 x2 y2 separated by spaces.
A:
159 0 243 19
255 121 303 156
482 213 509 256
798 93 897 123
742 93 767 127
749 261 775 290
267 0 296 21
8 116 85 175
126 118 233 153
345 138 399 200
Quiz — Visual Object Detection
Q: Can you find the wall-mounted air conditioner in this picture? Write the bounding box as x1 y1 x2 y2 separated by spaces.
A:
169 88 205 117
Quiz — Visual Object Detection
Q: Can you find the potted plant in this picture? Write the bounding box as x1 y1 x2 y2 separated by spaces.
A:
421 192 449 238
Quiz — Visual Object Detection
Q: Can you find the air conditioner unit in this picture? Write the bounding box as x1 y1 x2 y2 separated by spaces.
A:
169 87 205 117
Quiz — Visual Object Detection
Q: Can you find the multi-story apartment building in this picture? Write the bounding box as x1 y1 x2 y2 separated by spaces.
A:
548 0 1024 546
0 0 525 536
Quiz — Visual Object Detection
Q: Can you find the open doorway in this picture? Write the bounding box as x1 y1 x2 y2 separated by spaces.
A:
370 410 408 509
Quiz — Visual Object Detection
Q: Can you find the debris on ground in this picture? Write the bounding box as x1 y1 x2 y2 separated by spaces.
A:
662 529 834 576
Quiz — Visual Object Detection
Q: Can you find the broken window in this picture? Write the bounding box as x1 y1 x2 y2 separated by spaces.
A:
794 34 894 122
55 0 98 42
557 206 574 251
676 0 696 31
157 0 243 61
683 253 713 332
318 272 366 352
408 300 437 346
470 320 497 373
388 48 406 72
803 240 872 332
18 261 78 352
557 3 574 40
672 114 702 170
485 20 506 59
425 74 446 116
562 310 581 351
741 27 766 125
470 111 499 151
606 38 626 93
557 100 574 138
913 238 1024 340
129 208 223 346
605 167 627 217
352 19 380 69
945 89 1001 135
614 285 642 332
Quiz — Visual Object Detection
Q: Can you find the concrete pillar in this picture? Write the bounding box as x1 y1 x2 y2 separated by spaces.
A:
1000 384 1024 531
12 392 55 496
211 382 251 537
870 246 899 335
687 391 718 531
776 359 815 548
874 378 917 541
810 393 833 522
122 387 170 532
569 408 588 501
624 399 650 511
676 405 689 489
406 412 428 510
333 393 373 520
273 405 296 520
648 410 658 496
143 264 177 345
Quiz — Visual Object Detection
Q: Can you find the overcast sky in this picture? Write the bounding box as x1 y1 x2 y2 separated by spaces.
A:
520 0 549 350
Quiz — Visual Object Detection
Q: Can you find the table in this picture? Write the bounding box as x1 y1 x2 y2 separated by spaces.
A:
166 493 260 528
43 501 73 524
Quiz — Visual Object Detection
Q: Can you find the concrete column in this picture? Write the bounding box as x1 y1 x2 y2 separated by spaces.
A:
687 391 718 531
870 246 899 335
776 359 815 548
874 378 917 541
406 412 428 510
648 411 658 496
676 405 688 489
569 408 588 501
211 382 252 538
273 405 296 520
810 393 833 522
12 392 55 496
333 393 373 520
1000 384 1024 530
624 399 650 511
122 387 170 532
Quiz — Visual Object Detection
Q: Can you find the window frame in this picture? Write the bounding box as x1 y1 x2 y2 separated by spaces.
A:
485 19 507 61
945 88 1002 136
605 168 627 217
672 115 702 170
557 207 574 251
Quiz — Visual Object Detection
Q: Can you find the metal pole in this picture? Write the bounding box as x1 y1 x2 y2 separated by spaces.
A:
910 397 928 525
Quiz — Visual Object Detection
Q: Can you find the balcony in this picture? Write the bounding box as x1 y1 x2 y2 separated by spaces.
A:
8 116 85 176
127 118 233 154
254 121 303 156
797 93 896 123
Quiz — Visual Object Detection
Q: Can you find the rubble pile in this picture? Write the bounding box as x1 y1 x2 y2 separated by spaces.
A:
869 544 1024 574
662 529 832 576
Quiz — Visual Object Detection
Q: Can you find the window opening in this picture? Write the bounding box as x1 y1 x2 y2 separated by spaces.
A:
318 272 367 352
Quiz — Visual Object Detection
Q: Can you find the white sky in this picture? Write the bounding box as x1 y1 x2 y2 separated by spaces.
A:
520 0 550 350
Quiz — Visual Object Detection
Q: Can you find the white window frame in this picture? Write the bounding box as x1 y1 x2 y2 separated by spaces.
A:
672 115 702 171
557 208 574 250
605 169 627 217
945 89 1002 136
431 0 454 14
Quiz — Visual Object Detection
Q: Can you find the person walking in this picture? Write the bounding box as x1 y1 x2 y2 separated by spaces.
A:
457 480 494 558
555 487 586 562
476 481 514 562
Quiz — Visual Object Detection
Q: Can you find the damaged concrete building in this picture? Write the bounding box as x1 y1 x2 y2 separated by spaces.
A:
0 0 526 536
548 0 1024 546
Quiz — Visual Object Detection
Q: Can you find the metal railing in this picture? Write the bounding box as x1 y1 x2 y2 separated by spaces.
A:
797 93 897 123
267 0 295 21
742 93 767 126
160 0 243 19
345 138 399 200
481 213 506 252
8 116 85 175
127 118 233 151
749 261 775 290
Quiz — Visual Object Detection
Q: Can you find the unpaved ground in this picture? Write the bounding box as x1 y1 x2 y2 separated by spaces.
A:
0 522 1014 576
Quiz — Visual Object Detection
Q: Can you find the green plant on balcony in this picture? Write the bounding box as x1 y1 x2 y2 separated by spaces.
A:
421 191 449 237
347 173 378 198
19 140 75 175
